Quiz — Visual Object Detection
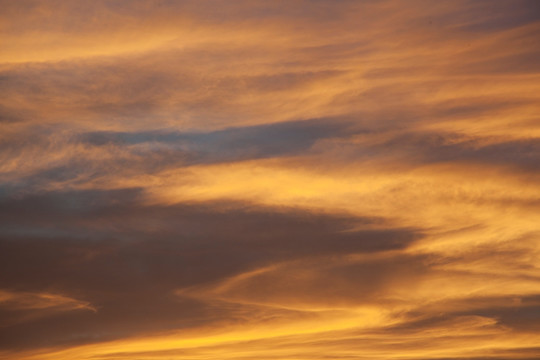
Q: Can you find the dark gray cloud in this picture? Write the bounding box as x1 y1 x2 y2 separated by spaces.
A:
0 188 420 350
381 133 540 170
456 0 540 33
0 117 357 192
455 47 540 75
322 131 540 173
388 294 540 334
80 117 351 148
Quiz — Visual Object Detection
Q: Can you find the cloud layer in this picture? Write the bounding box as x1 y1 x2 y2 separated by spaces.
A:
1 1 539 359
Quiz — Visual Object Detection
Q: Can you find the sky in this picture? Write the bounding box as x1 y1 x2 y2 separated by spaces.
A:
1 1 539 359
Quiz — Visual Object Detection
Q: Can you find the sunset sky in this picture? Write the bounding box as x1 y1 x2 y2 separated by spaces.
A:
1 1 540 359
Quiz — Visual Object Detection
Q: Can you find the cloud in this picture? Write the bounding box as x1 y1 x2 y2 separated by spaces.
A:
1 0 540 359
0 188 420 351
0 290 95 312
0 117 356 193
359 132 540 171
180 253 431 309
